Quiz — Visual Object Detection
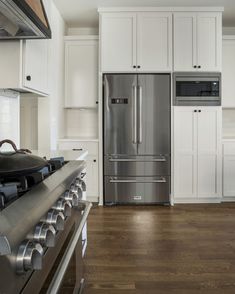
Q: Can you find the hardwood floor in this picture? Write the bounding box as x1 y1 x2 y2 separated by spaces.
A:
83 204 235 294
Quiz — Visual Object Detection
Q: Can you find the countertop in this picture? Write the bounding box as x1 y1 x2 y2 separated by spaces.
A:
31 149 88 161
58 137 99 142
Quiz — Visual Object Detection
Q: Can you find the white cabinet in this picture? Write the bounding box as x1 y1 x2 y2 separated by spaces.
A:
222 36 235 108
173 12 222 72
100 12 172 72
65 36 98 108
0 40 48 96
58 140 99 201
223 142 235 198
174 107 222 201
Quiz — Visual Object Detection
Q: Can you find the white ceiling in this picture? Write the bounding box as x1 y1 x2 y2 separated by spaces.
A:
55 0 235 28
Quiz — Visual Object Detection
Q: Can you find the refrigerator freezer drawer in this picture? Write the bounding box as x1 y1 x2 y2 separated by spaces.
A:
104 176 170 204
104 155 170 176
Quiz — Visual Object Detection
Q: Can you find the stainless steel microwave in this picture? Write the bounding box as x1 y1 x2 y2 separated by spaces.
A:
173 72 221 106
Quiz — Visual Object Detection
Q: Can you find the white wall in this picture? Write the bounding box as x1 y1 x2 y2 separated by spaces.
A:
0 90 20 150
66 27 98 36
38 0 66 150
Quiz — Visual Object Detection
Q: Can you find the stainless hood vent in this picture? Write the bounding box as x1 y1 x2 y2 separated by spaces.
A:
0 0 51 39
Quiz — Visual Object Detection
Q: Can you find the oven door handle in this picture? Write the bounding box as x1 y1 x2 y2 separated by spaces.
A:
46 200 92 294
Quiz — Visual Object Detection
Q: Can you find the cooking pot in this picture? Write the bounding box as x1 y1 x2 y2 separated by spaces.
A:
0 139 48 177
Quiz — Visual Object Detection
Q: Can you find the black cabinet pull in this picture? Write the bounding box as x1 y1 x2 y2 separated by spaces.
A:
137 65 141 68
133 65 136 68
198 110 201 113
193 65 197 68
93 159 96 163
96 101 98 104
26 75 31 81
194 110 197 112
72 148 83 151
198 65 201 69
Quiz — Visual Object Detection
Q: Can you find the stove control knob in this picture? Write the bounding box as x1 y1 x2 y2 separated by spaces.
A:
52 198 72 217
75 178 86 192
70 183 83 200
16 240 43 274
64 190 79 207
43 209 65 231
34 223 56 247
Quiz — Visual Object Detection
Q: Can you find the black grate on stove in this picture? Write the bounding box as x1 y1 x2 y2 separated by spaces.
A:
0 157 66 211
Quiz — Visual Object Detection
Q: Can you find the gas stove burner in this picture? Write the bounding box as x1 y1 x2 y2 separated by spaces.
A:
0 156 66 210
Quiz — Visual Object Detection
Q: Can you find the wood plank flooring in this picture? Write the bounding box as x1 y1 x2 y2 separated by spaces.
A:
83 204 235 294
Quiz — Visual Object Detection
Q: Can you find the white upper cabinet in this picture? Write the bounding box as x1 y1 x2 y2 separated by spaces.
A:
173 12 222 72
0 40 49 96
174 13 197 71
100 12 172 72
137 12 172 71
174 107 222 201
101 13 136 72
222 36 235 108
24 40 48 95
65 37 98 108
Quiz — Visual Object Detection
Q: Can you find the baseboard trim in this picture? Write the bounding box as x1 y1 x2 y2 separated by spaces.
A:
86 196 99 202
222 197 235 202
174 198 222 204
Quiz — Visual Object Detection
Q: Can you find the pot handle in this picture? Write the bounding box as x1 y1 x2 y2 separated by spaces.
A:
0 139 31 154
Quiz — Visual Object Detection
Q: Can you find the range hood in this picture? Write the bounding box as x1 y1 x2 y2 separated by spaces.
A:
0 0 51 39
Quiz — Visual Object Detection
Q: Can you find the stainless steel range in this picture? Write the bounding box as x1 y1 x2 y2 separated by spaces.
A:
0 142 91 294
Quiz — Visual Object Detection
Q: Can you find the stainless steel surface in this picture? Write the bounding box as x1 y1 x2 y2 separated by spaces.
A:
173 72 221 106
43 209 65 231
133 85 138 144
103 74 171 204
0 160 87 294
105 176 170 204
34 223 56 247
103 74 138 155
46 200 92 294
64 190 79 207
70 183 83 199
52 198 72 217
16 240 43 274
0 0 51 39
138 85 143 144
137 75 171 155
104 155 170 177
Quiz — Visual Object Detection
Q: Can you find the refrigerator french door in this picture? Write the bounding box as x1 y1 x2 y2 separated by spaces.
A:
103 74 171 204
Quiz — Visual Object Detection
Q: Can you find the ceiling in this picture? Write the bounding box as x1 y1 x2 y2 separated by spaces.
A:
55 0 235 28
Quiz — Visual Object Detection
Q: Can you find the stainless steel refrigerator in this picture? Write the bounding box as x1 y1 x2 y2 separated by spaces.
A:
103 74 171 204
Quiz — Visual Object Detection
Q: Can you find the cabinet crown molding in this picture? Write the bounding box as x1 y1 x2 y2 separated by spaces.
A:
98 7 224 13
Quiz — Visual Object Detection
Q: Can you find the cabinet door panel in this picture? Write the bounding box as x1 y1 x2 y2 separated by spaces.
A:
65 40 98 108
137 13 172 71
197 13 222 71
86 156 99 198
23 39 48 94
174 107 197 198
222 39 235 107
223 156 235 197
197 108 221 198
173 13 197 71
101 13 136 72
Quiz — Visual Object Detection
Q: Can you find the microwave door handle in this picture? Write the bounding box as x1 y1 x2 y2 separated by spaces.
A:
132 86 138 144
138 86 143 144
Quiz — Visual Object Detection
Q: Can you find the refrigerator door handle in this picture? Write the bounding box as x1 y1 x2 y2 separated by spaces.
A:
132 85 138 144
138 86 143 144
109 177 167 184
108 156 167 162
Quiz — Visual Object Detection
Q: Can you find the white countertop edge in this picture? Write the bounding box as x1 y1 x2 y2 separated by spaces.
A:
31 150 88 161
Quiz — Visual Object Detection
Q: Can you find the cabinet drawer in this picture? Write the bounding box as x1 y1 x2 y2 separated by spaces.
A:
58 141 98 155
223 142 235 155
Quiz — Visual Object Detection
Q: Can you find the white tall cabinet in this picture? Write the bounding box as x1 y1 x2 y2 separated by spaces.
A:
174 107 222 202
173 12 222 72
